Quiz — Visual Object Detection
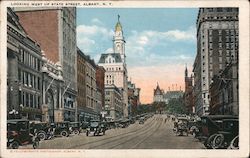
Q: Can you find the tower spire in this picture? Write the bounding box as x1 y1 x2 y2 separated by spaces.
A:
118 14 120 22
185 64 188 77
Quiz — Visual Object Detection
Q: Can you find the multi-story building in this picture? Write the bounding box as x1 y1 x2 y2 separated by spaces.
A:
164 90 184 104
98 16 128 118
194 8 238 116
96 66 105 111
15 7 78 121
41 53 64 122
184 66 194 114
77 48 99 121
210 59 238 115
7 8 43 120
128 81 141 116
153 83 164 102
104 84 123 121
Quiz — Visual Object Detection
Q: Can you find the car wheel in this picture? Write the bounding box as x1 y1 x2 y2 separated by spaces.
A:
61 131 68 137
11 141 19 149
228 135 239 149
212 134 224 149
205 134 217 149
86 131 89 136
73 130 80 135
38 132 46 141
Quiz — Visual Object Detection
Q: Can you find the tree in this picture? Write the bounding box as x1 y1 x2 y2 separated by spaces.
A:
166 98 187 114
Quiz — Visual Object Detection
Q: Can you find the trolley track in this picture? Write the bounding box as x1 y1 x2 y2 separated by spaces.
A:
68 116 157 149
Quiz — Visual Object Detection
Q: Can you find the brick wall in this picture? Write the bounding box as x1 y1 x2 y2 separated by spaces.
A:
16 10 59 62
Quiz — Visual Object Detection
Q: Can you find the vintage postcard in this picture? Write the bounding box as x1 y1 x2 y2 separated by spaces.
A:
0 0 249 158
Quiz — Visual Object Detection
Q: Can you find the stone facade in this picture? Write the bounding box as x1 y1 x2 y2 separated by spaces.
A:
96 66 105 110
7 8 43 120
127 81 140 116
15 7 78 121
98 16 128 118
194 8 238 116
210 59 238 115
104 84 123 121
41 53 64 122
153 83 164 102
77 48 99 121
184 66 194 114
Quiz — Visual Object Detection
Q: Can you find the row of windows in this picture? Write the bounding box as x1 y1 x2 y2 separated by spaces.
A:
106 80 114 84
19 91 41 109
105 67 122 71
18 69 41 90
19 48 41 71
86 97 97 108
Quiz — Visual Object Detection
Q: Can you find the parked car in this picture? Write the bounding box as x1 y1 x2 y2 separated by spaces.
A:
69 122 82 135
211 119 239 149
86 120 106 136
139 117 145 124
50 122 70 137
119 119 130 128
81 121 89 130
199 115 238 148
30 122 52 140
7 119 40 149
175 117 189 136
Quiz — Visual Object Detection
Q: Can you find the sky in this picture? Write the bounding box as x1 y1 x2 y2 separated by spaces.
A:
76 8 198 104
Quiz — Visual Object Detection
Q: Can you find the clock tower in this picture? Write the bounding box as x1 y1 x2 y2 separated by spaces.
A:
113 15 126 63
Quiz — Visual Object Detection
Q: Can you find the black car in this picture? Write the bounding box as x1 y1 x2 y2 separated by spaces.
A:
30 122 51 140
86 120 106 136
7 119 40 149
175 117 189 136
199 115 238 148
211 119 239 149
50 122 70 137
69 122 82 135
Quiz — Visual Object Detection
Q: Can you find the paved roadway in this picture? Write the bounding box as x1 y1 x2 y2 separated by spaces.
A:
23 114 205 149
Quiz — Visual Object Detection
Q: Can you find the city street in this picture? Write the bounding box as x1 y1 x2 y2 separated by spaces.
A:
22 115 204 149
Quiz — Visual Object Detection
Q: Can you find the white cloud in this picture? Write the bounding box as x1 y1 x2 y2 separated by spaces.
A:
105 47 113 53
91 18 103 25
125 26 196 67
76 24 114 54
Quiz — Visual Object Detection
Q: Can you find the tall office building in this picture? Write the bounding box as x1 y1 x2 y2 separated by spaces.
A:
194 8 238 116
15 7 78 121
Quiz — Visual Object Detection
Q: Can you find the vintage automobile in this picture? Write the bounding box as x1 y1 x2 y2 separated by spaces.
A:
69 122 82 135
86 120 106 136
30 122 52 140
119 119 130 128
211 119 239 149
106 121 117 129
174 117 189 136
139 117 145 124
199 115 238 149
228 135 239 149
50 122 70 137
7 119 40 149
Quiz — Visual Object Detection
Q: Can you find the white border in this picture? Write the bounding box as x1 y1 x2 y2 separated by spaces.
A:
0 1 249 158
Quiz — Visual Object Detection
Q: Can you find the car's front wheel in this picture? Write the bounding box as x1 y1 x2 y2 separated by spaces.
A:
61 131 69 137
38 132 46 140
11 141 19 149
212 134 224 149
73 130 80 135
86 131 89 136
204 134 217 149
